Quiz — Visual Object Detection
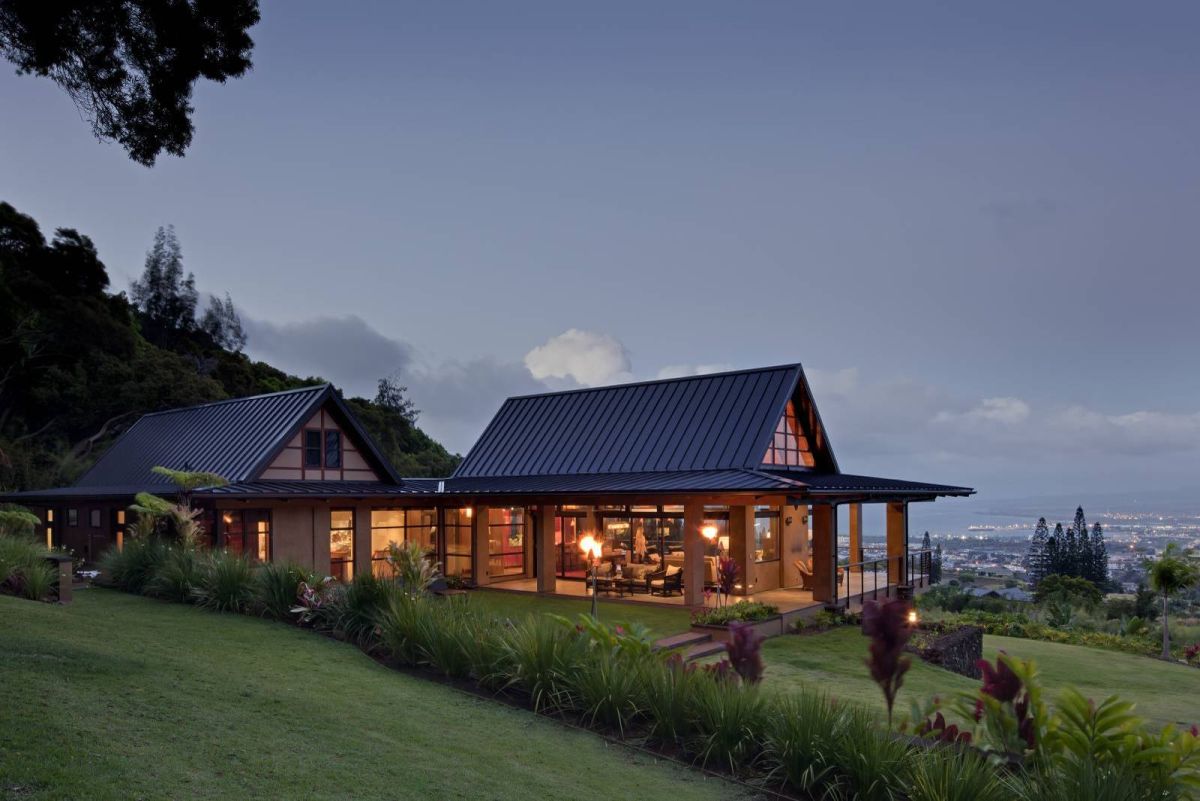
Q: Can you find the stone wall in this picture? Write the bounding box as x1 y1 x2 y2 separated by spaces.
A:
908 624 983 679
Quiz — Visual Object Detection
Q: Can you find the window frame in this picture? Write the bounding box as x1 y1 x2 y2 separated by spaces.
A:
304 429 323 468
67 508 78 527
329 508 356 581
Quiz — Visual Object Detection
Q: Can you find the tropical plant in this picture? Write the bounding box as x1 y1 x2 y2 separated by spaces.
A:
691 600 778 626
761 690 844 796
383 540 441 598
565 646 645 735
253 561 316 620
907 748 1007 801
18 559 56 601
716 555 738 608
863 599 913 728
145 544 202 602
0 506 40 538
0 529 50 595
832 706 913 801
315 571 398 648
192 549 255 613
501 615 584 712
726 621 765 684
684 674 768 774
638 654 704 747
97 535 167 593
1144 543 1200 659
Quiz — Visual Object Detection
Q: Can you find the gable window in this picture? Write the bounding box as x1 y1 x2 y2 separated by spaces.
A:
324 430 342 468
304 430 323 468
762 400 815 468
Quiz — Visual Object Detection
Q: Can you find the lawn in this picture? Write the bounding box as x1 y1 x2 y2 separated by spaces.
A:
760 627 1200 728
468 588 693 637
0 590 751 801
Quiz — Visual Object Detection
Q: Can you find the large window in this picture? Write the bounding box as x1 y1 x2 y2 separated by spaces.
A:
555 512 586 578
370 508 436 575
754 507 779 563
222 510 245 555
222 510 271 561
444 508 473 579
330 509 355 580
488 507 525 577
762 400 815 467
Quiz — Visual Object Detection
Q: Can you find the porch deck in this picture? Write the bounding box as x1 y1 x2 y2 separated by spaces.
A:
484 569 902 630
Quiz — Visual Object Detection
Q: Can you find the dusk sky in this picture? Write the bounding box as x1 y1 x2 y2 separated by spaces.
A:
4 1 1199 507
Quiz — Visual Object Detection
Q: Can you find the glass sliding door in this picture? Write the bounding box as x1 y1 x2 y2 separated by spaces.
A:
488 507 526 578
443 508 473 579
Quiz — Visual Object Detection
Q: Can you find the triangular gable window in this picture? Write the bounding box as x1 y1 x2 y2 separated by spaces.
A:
762 400 815 468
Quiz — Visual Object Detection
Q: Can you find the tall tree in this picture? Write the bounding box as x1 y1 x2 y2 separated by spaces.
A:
931 543 943 584
1071 506 1089 578
374 375 419 424
199 292 246 353
1063 521 1078 577
130 225 196 345
1046 523 1064 576
1144 543 1200 659
1027 517 1049 585
0 0 260 165
1090 521 1108 585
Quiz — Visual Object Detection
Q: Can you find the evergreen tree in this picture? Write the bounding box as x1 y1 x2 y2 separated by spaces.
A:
130 225 197 345
199 292 247 352
931 543 943 584
1072 506 1090 578
1091 521 1108 584
1063 522 1078 577
1046 523 1064 575
1027 516 1049 585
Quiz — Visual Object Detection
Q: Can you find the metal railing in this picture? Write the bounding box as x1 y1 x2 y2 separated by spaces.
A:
837 548 932 608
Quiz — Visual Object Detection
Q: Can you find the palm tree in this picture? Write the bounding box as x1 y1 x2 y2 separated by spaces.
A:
1144 543 1200 659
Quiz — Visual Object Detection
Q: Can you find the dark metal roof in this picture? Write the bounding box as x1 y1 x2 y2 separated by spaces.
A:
778 471 973 497
73 384 402 489
197 480 436 498
441 469 805 495
454 364 816 478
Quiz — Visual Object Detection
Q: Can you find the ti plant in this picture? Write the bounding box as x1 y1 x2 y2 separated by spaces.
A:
716 555 738 608
726 621 765 684
862 598 913 728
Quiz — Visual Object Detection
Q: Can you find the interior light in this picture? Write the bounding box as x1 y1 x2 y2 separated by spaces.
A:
701 524 718 541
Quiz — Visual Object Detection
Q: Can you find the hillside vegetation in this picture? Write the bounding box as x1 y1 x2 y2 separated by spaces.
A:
0 201 458 490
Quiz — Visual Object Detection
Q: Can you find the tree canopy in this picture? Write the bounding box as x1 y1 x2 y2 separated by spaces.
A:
0 0 260 165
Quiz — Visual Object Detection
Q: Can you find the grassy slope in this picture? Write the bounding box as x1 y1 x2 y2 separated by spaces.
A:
0 590 750 801
469 589 693 637
760 627 1200 728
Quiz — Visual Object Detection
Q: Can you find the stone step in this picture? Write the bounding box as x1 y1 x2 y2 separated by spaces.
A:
683 641 728 662
652 631 711 652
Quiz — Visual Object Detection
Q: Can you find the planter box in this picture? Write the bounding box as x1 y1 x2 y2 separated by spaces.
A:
691 615 785 643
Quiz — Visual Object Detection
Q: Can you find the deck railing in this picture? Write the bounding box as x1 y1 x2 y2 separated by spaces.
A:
837 548 933 608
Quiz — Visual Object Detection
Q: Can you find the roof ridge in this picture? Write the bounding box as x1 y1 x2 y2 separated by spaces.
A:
136 383 331 418
503 363 803 402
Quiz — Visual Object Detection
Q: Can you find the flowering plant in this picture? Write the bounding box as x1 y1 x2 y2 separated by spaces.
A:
290 576 337 625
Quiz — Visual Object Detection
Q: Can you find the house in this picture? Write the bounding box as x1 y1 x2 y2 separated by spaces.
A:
5 363 972 609
967 586 1032 603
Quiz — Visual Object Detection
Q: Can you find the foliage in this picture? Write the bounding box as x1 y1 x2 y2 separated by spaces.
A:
383 540 441 598
96 535 166 593
145 544 202 602
1145 543 1200 659
253 561 315 621
684 673 768 774
313 571 399 648
1027 507 1109 587
192 549 255 613
1034 574 1102 608
906 748 1007 801
0 506 40 537
0 531 47 591
374 375 419 424
0 202 460 493
832 706 913 801
692 600 778 626
501 614 585 712
760 690 844 796
131 225 198 344
862 598 913 728
0 0 260 165
726 621 765 684
199 292 247 353
716 555 738 603
17 558 55 601
149 465 229 496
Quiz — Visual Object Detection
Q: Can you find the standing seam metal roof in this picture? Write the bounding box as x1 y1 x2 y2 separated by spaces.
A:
453 364 811 478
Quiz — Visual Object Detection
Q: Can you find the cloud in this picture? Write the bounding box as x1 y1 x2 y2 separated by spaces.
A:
523 329 632 387
656 363 734 380
243 315 413 397
934 397 1031 427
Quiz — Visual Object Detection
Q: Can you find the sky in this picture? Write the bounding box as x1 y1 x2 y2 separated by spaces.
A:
3 1 1200 511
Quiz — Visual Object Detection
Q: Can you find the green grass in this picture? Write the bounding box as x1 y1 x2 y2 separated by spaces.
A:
467 588 692 637
0 590 751 801
760 627 1200 728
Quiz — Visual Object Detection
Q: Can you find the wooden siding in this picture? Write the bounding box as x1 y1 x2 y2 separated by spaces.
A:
259 405 380 482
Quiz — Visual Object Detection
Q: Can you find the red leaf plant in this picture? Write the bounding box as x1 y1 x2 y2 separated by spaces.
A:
726 621 765 684
862 598 913 728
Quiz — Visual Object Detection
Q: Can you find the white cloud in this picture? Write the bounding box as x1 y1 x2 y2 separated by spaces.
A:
934 397 1031 427
523 329 632 387
656 363 734 380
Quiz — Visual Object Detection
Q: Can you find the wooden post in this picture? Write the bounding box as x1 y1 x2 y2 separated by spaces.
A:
536 504 557 593
810 504 837 603
46 554 73 603
471 505 490 586
886 502 907 586
848 503 863 572
727 505 756 595
682 500 705 606
354 503 372 577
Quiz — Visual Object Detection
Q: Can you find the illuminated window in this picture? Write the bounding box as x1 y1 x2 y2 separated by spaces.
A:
369 508 436 575
46 509 54 523
444 508 473 578
256 518 271 561
330 509 355 580
762 400 815 467
754 507 780 563
116 510 125 525
488 508 525 577
223 511 245 555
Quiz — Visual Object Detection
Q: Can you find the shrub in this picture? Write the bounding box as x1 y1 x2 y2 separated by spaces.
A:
692 600 778 626
907 748 1007 801
316 571 398 648
145 545 203 602
501 615 585 712
383 540 441 598
684 674 768 773
411 597 484 680
18 559 56 601
726 621 764 684
761 691 844 796
193 550 256 613
0 531 51 599
832 706 913 801
565 646 645 735
97 536 167 594
376 591 427 667
638 654 704 747
253 561 316 620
